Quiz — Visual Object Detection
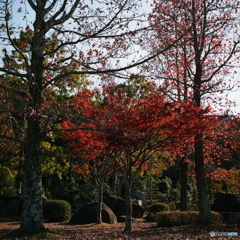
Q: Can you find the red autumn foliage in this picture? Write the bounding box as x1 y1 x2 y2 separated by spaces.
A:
62 82 221 230
62 84 218 174
177 115 240 180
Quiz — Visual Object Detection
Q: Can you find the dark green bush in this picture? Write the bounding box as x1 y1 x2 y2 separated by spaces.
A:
149 202 170 214
157 211 223 227
43 200 71 222
0 200 6 217
44 179 99 212
159 177 172 194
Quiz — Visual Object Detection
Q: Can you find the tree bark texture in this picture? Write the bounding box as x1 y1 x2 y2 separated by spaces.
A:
194 133 213 223
97 184 103 224
124 179 132 231
193 29 213 222
21 118 44 229
21 5 45 229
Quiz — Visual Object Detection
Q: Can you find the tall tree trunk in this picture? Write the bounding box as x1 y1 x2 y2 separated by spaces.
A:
195 133 212 223
97 183 103 224
180 157 188 211
150 176 153 203
124 178 132 231
21 119 44 229
193 100 213 222
193 34 213 222
111 172 117 196
21 8 45 229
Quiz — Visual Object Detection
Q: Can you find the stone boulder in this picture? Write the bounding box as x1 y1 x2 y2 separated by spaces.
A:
131 190 148 206
104 195 144 221
212 192 240 212
70 202 117 224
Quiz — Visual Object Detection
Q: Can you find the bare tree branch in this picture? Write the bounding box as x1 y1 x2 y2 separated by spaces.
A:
43 0 58 15
202 43 238 83
27 0 37 12
43 33 187 89
4 7 30 75
46 0 80 29
0 68 28 78
43 0 132 57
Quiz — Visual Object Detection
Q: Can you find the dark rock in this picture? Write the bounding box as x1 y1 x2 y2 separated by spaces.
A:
131 202 144 218
212 192 240 212
104 195 122 209
132 199 143 206
104 195 144 219
70 202 117 224
131 190 148 206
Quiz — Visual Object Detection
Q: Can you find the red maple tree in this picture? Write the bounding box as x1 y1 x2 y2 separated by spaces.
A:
62 82 217 230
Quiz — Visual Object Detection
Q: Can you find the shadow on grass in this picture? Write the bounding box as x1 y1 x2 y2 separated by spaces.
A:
0 228 63 239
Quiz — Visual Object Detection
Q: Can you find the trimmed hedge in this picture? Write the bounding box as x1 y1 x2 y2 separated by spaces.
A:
157 211 223 227
0 200 6 217
149 202 170 214
43 200 71 222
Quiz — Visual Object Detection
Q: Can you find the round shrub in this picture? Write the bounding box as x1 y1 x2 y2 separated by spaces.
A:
159 177 172 194
0 200 6 217
43 200 71 222
149 202 170 214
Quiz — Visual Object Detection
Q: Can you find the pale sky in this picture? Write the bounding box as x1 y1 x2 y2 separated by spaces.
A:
1 0 240 114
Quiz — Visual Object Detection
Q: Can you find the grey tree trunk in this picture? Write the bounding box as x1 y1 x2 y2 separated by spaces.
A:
124 179 132 231
21 119 44 229
97 184 103 224
194 133 212 223
192 29 213 222
21 7 45 229
149 176 153 203
193 82 213 223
